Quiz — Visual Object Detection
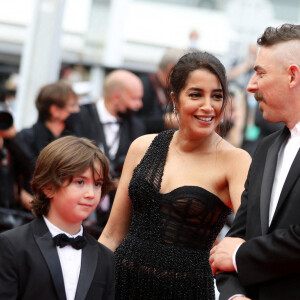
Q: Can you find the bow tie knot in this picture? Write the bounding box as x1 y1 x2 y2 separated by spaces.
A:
53 233 87 250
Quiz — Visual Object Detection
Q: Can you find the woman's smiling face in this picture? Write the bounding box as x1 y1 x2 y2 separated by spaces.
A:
175 68 224 137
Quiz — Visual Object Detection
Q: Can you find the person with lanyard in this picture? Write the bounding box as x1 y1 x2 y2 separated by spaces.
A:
0 136 115 300
210 23 300 300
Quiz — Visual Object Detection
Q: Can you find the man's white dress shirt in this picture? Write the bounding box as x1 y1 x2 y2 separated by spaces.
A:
96 98 120 160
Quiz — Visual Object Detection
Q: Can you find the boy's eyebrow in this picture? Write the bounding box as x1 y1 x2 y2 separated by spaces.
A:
75 174 104 182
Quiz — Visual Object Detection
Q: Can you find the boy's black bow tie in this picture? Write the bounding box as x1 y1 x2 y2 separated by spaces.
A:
53 233 87 250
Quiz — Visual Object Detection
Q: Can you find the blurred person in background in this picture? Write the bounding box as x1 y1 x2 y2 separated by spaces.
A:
4 81 79 211
217 84 248 148
0 88 16 206
136 48 183 134
188 29 200 49
0 88 33 231
67 69 146 233
227 44 257 85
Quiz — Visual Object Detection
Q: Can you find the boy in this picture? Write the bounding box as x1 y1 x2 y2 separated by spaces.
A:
0 136 115 300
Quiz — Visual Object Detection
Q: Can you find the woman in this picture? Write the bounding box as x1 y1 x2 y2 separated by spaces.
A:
99 51 251 299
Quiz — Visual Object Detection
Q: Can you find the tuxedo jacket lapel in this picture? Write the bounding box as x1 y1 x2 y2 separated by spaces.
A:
75 234 98 300
260 127 289 234
31 217 67 300
270 148 300 228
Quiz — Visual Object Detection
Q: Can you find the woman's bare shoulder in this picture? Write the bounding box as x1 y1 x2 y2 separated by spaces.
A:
219 139 252 165
128 134 158 158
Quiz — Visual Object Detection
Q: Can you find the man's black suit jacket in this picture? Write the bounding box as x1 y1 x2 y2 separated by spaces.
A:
66 103 146 177
217 126 300 300
0 217 115 300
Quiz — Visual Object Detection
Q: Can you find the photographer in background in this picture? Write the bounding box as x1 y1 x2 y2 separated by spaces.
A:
2 82 79 211
0 88 34 232
67 69 146 232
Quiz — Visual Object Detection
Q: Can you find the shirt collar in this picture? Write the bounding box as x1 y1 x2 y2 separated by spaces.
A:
290 121 300 138
43 216 83 238
97 98 118 124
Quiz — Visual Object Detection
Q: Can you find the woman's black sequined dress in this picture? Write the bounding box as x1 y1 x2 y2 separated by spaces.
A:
115 130 231 299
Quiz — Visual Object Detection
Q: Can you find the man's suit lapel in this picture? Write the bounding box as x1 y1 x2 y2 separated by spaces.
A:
31 217 67 300
90 104 105 147
115 120 128 158
260 127 289 234
75 234 98 300
270 148 300 228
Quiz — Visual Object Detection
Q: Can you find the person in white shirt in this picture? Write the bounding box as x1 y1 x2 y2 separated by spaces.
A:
67 69 145 180
209 23 300 300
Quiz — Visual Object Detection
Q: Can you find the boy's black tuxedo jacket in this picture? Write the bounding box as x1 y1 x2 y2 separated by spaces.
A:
0 217 115 300
217 127 300 300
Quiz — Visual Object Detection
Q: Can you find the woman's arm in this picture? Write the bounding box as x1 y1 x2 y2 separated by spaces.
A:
227 148 252 214
98 134 156 252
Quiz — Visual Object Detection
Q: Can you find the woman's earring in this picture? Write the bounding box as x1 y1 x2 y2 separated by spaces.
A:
173 105 176 114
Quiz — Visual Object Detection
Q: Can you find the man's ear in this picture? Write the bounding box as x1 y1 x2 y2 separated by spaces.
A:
49 104 60 119
288 64 300 88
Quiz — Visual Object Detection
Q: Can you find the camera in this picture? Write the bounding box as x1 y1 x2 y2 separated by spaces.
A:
0 102 13 130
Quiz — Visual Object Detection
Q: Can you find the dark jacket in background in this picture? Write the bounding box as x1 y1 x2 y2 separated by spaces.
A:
15 120 72 192
136 74 169 134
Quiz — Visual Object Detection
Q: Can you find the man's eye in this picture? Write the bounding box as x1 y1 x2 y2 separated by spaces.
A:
76 179 84 185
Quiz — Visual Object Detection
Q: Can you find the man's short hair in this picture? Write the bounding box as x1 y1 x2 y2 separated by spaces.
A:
158 48 184 72
36 81 77 122
258 23 300 47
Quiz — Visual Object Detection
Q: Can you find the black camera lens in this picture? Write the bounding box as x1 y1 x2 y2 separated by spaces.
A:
0 102 13 130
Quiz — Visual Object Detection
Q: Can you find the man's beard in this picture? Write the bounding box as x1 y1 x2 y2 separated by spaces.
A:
117 108 135 119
